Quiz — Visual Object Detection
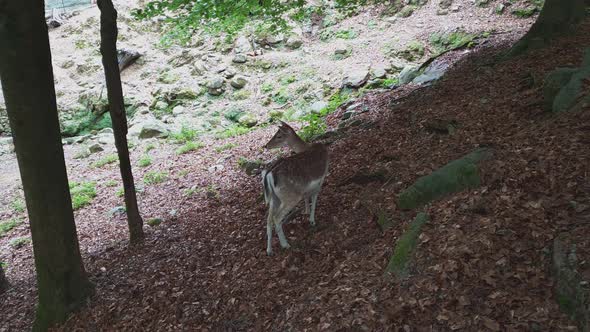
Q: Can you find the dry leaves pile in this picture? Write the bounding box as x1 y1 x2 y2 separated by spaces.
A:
2 21 590 331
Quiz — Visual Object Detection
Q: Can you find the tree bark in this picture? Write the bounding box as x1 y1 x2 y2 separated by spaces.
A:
0 0 93 330
510 0 586 55
98 0 144 244
0 263 7 293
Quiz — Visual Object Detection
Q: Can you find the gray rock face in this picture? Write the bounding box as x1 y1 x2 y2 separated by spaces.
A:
207 76 225 95
232 54 248 63
342 68 370 88
238 113 258 127
230 76 248 89
399 65 421 84
89 143 104 153
372 65 388 79
234 35 253 54
286 36 303 50
412 61 449 85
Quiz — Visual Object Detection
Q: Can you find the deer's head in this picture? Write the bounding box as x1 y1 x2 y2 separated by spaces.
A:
264 121 298 149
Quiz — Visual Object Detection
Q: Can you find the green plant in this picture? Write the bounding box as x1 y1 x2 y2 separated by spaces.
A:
512 6 538 18
69 181 97 210
0 218 21 237
397 5 417 17
397 40 424 61
177 169 190 177
171 125 198 143
9 237 30 249
261 82 274 93
381 77 399 88
281 75 297 85
145 143 156 152
144 171 168 185
138 155 152 167
116 188 125 197
92 154 118 168
215 143 237 152
11 199 25 213
231 90 251 101
176 141 204 155
335 29 357 39
214 124 252 139
184 188 198 197
272 88 291 105
298 90 349 141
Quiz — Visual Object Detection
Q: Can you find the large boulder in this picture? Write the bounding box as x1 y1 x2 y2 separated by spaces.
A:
399 65 421 85
128 117 170 139
286 36 303 50
207 76 225 96
230 76 248 89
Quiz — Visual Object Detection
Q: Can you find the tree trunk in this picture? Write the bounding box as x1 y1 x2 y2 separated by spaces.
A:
0 1 93 330
0 263 7 293
510 0 586 55
98 0 145 244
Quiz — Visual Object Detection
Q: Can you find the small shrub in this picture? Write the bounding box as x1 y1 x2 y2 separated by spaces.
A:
138 155 152 167
9 237 30 249
184 188 198 197
116 188 124 197
0 218 21 237
69 181 97 210
93 154 118 168
261 82 274 93
145 143 156 152
144 171 168 185
397 41 424 61
215 143 237 152
176 141 204 155
272 88 291 105
231 90 251 101
512 7 538 18
281 75 297 85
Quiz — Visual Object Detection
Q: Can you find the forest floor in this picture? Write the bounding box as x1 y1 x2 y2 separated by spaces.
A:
1 5 590 332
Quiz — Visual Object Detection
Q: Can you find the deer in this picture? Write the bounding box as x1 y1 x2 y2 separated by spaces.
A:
261 121 329 255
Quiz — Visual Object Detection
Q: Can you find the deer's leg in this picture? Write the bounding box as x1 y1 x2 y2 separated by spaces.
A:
309 192 319 227
266 208 274 256
304 198 310 215
274 206 291 249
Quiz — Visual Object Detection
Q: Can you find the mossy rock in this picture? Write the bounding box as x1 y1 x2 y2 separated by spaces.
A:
543 68 579 111
385 212 429 278
146 218 164 227
397 148 492 210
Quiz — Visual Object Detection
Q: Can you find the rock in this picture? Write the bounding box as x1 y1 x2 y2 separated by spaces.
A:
310 101 328 113
439 0 453 9
334 46 349 55
97 134 115 145
543 68 578 111
223 67 237 79
207 76 225 96
208 164 224 173
341 111 355 120
342 68 370 88
129 117 170 139
98 128 113 135
234 35 253 54
146 218 163 227
88 143 104 153
238 113 258 128
450 5 460 12
108 206 126 217
495 3 505 14
286 36 303 50
47 18 62 29
117 48 141 72
172 105 186 115
371 65 388 79
266 34 284 45
384 16 397 24
230 76 248 89
232 54 248 63
412 61 450 85
399 65 421 84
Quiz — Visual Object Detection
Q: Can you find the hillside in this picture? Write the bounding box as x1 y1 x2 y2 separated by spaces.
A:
1 0 589 330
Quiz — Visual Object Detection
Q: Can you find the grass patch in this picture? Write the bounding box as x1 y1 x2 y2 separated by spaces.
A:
11 199 25 213
512 6 538 18
280 75 297 85
9 237 30 249
261 82 274 93
272 88 291 105
104 179 118 187
381 77 399 88
0 218 21 237
214 124 252 139
138 155 152 167
145 143 156 152
298 90 350 142
184 188 198 197
171 125 199 143
116 188 124 197
215 143 237 152
176 141 204 155
230 90 251 101
92 154 118 168
144 171 168 185
397 40 425 61
70 181 97 210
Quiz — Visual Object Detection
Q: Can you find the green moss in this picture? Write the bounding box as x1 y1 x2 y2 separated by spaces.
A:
280 75 297 85
512 6 538 18
335 29 357 39
397 149 491 210
145 143 156 152
397 40 425 61
429 31 477 54
92 154 118 168
144 171 168 185
272 88 291 105
230 90 251 101
11 199 25 213
398 5 417 17
214 124 252 139
261 82 274 93
69 181 97 210
146 218 163 227
0 218 21 237
385 213 429 278
171 125 198 143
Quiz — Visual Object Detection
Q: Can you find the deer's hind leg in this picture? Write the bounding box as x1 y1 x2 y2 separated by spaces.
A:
266 209 274 256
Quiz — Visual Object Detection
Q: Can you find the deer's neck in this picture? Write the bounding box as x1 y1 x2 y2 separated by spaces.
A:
287 134 309 153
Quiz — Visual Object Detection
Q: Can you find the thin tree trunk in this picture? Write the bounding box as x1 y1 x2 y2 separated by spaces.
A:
0 0 93 330
510 0 586 55
0 264 7 293
98 0 144 244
